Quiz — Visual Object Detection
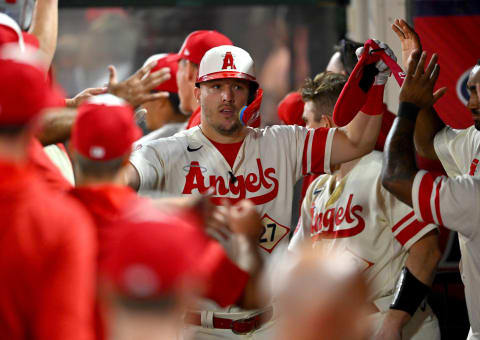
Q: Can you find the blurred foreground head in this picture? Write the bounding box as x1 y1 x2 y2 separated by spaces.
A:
275 247 369 340
100 219 208 340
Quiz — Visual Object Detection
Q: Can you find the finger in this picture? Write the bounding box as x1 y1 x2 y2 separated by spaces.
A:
142 68 171 89
88 87 108 95
137 92 170 105
424 53 438 79
108 65 118 87
433 87 448 104
135 61 156 80
430 63 441 84
391 23 405 40
413 51 427 78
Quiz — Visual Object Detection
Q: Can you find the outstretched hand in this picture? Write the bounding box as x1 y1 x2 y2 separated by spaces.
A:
65 87 107 108
107 61 171 107
392 19 422 70
228 200 263 241
399 50 447 109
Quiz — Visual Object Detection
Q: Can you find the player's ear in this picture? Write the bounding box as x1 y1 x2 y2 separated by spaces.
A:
194 86 200 103
320 115 332 128
187 61 199 82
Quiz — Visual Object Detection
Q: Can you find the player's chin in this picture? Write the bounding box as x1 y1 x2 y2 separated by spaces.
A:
215 121 242 136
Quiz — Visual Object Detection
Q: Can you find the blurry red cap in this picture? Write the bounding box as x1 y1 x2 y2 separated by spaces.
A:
277 92 305 126
0 58 53 125
72 94 142 161
101 217 207 298
176 30 233 65
144 53 179 93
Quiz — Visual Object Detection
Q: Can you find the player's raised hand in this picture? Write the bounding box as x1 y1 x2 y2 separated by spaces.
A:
392 18 422 70
229 200 263 241
107 61 170 108
399 50 447 109
65 87 107 108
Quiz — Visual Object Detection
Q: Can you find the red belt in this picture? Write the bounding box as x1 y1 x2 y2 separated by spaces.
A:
185 308 273 334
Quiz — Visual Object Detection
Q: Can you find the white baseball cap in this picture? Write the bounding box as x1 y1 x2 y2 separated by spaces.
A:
196 45 258 88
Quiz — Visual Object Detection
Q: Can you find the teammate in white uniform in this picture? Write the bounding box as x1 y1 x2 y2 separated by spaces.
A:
126 43 390 339
290 71 441 340
382 49 480 340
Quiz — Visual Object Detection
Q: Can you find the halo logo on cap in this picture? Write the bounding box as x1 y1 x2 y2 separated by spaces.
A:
457 66 474 105
123 264 160 297
89 146 106 159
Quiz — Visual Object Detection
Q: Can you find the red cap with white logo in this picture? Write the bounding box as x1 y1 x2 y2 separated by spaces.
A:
196 45 258 87
143 53 179 94
176 30 233 66
72 94 142 161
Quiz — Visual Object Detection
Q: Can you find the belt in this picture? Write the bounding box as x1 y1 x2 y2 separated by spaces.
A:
185 308 273 334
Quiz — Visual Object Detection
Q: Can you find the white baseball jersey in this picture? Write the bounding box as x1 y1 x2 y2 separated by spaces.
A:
130 124 334 277
434 125 480 178
289 151 437 302
412 170 480 339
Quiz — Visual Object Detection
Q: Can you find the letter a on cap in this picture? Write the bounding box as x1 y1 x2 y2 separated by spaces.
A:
222 52 236 70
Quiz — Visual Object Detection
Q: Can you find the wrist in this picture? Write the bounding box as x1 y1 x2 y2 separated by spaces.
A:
397 102 421 122
361 85 385 116
383 309 411 331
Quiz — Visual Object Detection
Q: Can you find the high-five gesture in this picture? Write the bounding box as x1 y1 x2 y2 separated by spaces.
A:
392 19 422 70
107 62 171 108
399 50 447 109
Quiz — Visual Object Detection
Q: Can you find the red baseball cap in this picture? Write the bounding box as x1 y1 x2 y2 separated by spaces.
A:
101 216 208 298
72 94 142 161
0 58 53 125
143 53 179 93
277 92 305 126
176 30 233 65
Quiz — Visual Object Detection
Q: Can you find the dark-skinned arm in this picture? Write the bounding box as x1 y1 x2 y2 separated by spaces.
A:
382 50 447 206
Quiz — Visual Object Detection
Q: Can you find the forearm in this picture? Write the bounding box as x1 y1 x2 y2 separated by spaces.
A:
36 108 76 145
405 230 441 286
331 112 382 166
29 0 58 68
414 107 444 160
234 236 264 309
382 104 420 206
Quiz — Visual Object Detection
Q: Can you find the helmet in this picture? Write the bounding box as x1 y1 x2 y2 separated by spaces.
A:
0 0 35 30
196 45 258 90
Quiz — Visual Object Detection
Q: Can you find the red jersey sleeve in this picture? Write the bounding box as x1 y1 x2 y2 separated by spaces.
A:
302 127 336 175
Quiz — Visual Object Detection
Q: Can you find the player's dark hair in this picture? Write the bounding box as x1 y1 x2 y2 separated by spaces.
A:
116 294 178 314
301 72 346 122
0 125 27 137
167 92 182 115
74 153 125 179
477 59 480 66
334 38 363 76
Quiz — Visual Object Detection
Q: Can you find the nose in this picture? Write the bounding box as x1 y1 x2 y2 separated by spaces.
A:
468 90 479 110
222 86 234 103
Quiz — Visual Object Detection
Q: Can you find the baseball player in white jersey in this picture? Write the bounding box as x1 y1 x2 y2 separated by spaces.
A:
381 48 480 340
290 71 441 340
125 43 390 339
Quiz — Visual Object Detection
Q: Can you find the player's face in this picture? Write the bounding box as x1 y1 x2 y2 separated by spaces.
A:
177 59 195 115
467 65 480 130
303 101 331 129
197 78 249 136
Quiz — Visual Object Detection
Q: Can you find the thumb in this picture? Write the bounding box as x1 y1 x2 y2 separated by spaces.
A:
108 65 118 86
433 87 448 104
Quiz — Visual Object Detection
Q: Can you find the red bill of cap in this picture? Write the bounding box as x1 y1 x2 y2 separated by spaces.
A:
0 59 53 125
72 97 142 161
151 53 179 93
176 30 233 65
277 92 305 126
